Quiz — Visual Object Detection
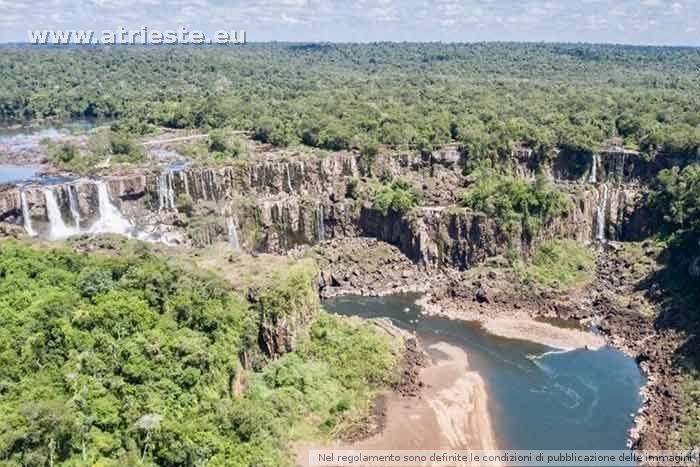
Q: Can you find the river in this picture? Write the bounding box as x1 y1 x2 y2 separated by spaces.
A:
324 293 645 450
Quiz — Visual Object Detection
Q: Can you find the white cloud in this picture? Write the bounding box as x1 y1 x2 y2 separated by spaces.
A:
0 0 699 44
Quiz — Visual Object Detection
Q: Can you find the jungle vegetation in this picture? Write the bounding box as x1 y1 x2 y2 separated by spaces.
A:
0 241 402 466
1 43 699 163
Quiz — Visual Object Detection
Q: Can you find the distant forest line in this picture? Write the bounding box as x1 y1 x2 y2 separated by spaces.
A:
1 42 699 161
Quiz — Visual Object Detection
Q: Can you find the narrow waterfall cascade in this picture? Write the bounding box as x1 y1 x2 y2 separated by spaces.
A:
617 153 627 183
68 185 81 229
286 164 293 192
589 154 600 184
596 184 609 243
182 171 190 197
43 187 76 240
200 171 209 201
226 216 241 250
315 203 326 242
89 182 133 235
20 191 37 237
158 171 176 210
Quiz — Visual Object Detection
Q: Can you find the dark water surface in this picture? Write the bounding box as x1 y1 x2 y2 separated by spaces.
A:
324 293 645 450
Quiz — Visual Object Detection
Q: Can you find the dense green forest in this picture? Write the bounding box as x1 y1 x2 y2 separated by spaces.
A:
1 43 700 161
0 241 402 466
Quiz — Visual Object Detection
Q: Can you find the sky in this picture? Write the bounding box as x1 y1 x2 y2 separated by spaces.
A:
0 0 698 46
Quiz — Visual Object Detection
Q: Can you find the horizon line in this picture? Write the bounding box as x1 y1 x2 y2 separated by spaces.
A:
1 39 700 49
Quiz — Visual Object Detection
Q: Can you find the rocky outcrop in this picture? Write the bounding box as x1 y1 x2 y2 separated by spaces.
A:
360 206 508 269
356 181 646 270
249 259 320 359
315 237 432 298
0 148 654 266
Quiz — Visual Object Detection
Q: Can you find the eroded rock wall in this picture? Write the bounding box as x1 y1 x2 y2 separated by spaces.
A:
0 148 652 266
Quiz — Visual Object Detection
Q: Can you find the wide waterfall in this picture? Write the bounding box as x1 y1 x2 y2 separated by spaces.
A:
89 181 133 235
43 187 76 240
596 184 609 242
589 154 600 184
158 171 176 210
227 217 241 250
315 203 326 242
20 191 37 237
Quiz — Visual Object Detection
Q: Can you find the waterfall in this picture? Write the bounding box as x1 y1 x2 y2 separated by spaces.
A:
226 217 241 250
68 185 81 229
200 171 209 201
89 182 133 235
182 171 190 197
43 187 75 240
20 191 37 237
589 154 599 184
315 203 326 242
596 184 609 243
618 153 627 183
286 164 293 192
158 171 176 210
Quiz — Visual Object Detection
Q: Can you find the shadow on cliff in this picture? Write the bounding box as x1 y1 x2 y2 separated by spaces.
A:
636 237 700 367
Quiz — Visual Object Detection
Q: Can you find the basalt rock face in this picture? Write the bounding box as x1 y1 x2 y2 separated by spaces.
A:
358 181 647 270
359 206 507 269
1 153 359 246
0 148 652 265
250 260 320 360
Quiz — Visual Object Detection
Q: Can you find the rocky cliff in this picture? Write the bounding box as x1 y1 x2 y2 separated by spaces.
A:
0 146 654 269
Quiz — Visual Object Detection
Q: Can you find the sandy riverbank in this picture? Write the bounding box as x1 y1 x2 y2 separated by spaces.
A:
417 296 606 351
297 341 497 466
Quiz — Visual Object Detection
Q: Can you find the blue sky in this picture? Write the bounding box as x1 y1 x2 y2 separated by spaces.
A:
1 0 698 45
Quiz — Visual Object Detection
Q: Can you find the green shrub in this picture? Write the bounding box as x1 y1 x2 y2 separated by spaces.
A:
524 239 595 291
51 142 79 164
0 242 402 466
77 266 114 299
371 178 419 216
460 172 570 235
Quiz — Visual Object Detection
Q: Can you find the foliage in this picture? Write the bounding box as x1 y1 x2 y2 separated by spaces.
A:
243 314 401 443
107 132 144 163
252 259 319 321
0 242 400 466
1 43 699 164
179 129 246 163
522 240 595 291
649 163 700 250
44 130 145 174
48 142 80 165
675 371 700 448
371 178 419 216
460 171 571 235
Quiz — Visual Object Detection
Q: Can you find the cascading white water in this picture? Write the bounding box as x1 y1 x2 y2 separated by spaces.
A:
20 191 37 237
89 182 133 235
618 153 627 183
589 154 600 184
158 172 176 210
43 187 76 240
68 185 81 229
596 184 609 243
226 217 241 250
182 171 190 197
200 171 209 200
286 164 293 192
315 203 326 242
